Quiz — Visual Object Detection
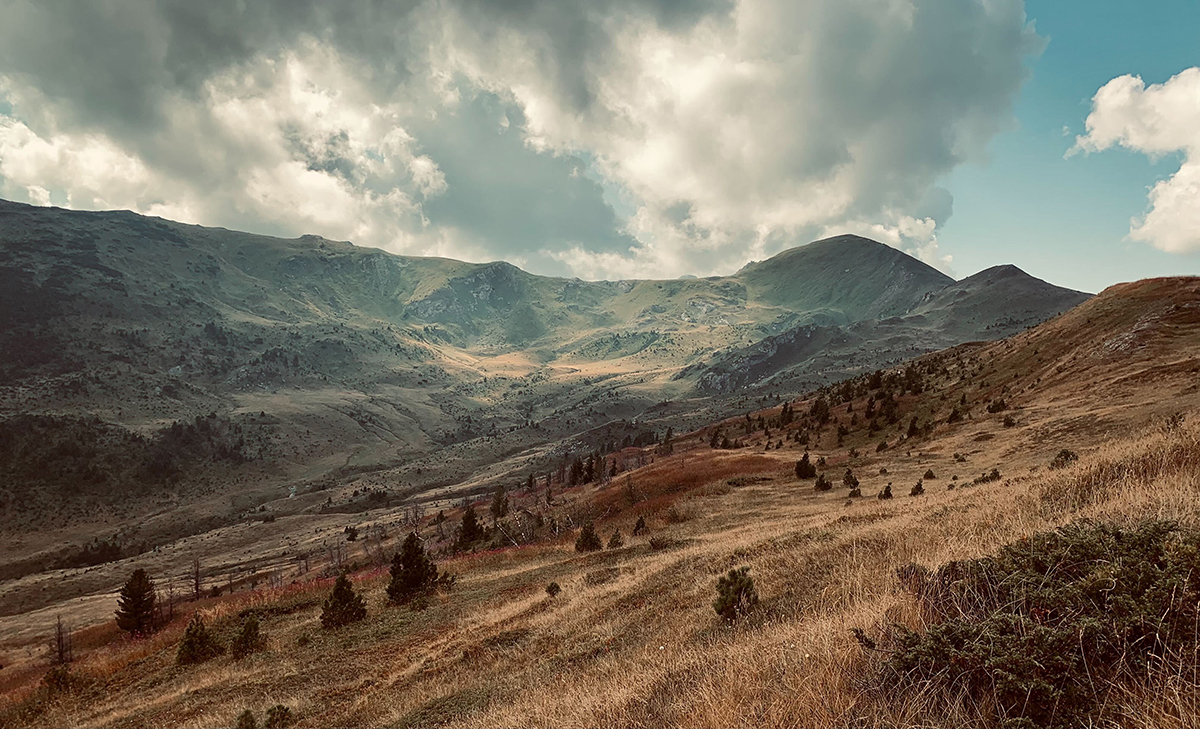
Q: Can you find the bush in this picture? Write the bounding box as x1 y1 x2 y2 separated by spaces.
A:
909 480 925 497
237 710 257 729
842 469 859 489
545 582 561 598
972 468 1002 485
607 529 624 549
231 614 266 659
265 704 292 729
878 483 893 500
1049 449 1079 470
712 566 758 621
923 468 936 480
1003 414 1017 428
632 515 648 536
876 439 889 452
814 473 832 492
986 398 1008 413
320 573 367 629
648 536 672 550
41 665 78 696
575 522 602 552
875 521 1200 728
176 613 223 665
794 453 817 479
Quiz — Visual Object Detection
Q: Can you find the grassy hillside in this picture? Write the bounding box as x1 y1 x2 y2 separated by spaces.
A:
2 277 1195 728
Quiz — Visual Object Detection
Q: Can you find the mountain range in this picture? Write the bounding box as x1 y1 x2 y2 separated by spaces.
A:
0 199 1088 556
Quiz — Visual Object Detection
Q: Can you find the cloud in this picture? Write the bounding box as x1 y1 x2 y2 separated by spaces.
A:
1073 68 1200 254
0 0 1041 277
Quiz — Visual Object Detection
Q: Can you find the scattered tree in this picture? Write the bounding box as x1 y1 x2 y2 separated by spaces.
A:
713 566 759 621
878 483 894 500
176 613 223 665
320 573 367 629
231 614 266 659
575 522 602 552
455 505 486 551
794 453 817 479
910 480 925 497
387 532 452 607
814 473 833 492
923 468 936 480
115 568 157 636
632 515 648 536
49 615 73 665
607 529 624 549
490 483 509 523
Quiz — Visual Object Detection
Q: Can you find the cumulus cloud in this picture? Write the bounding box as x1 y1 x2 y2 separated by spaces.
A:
1073 68 1200 254
0 0 1041 277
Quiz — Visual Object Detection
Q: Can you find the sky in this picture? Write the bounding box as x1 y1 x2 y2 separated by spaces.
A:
0 0 1196 293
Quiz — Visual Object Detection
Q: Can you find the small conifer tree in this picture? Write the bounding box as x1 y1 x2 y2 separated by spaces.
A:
231 613 266 659
923 468 936 480
575 522 602 552
607 529 624 549
455 505 486 551
320 573 367 629
712 566 759 621
387 532 449 606
794 453 817 479
878 483 894 500
814 473 832 492
176 613 223 665
115 568 157 636
843 469 859 489
910 479 925 497
265 704 292 729
632 515 648 536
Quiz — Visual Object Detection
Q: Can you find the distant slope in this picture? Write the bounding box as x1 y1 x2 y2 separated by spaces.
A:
0 199 1091 544
735 234 954 322
684 264 1090 392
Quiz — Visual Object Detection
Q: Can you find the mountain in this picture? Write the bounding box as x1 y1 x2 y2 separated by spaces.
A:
0 200 1086 557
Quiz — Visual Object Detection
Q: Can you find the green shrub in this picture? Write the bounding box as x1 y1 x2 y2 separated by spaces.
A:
909 480 925 497
320 573 366 629
575 522 602 552
712 566 758 621
794 453 817 479
874 520 1200 728
877 483 893 500
230 614 266 659
814 473 832 492
176 613 223 665
1049 449 1079 470
265 704 292 729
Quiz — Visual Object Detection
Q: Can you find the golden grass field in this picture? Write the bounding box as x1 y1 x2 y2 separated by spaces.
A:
2 277 1199 728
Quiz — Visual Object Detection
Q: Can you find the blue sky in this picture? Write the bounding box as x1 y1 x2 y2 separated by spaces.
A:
938 0 1200 293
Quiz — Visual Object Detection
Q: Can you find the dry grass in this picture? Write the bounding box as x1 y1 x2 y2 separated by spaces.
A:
4 413 1199 727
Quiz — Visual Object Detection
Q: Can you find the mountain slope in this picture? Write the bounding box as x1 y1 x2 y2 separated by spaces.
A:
0 199 1088 548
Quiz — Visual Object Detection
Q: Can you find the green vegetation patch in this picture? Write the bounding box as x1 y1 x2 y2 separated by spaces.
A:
874 520 1200 728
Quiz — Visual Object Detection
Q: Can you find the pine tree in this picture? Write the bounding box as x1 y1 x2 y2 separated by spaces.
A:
387 532 444 606
795 452 817 479
456 505 486 550
490 484 509 523
712 566 759 621
575 522 602 552
176 613 223 665
632 515 648 536
231 613 266 659
607 529 624 549
320 573 367 629
115 568 157 636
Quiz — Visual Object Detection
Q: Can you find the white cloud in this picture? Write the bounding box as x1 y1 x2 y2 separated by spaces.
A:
0 0 1042 277
1073 67 1200 254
